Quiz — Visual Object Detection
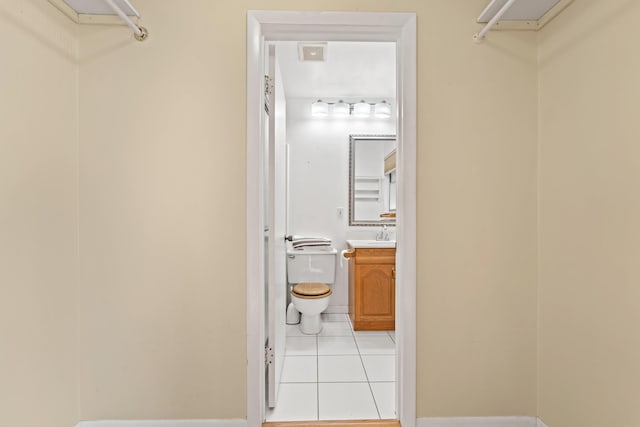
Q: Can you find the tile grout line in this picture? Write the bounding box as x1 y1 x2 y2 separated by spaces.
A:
350 318 382 420
316 333 320 421
285 315 392 421
348 313 384 418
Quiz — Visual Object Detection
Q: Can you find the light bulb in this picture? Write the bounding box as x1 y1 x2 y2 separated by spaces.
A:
374 100 392 118
311 99 329 117
333 100 350 117
352 100 371 118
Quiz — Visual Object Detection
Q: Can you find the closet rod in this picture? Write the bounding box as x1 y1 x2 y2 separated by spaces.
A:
102 0 148 41
473 0 518 42
120 0 140 18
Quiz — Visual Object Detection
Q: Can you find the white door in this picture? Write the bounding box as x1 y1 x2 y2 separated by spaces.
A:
265 44 288 409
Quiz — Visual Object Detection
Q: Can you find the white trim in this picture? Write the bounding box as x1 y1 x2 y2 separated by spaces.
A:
246 10 417 427
76 421 246 427
246 11 265 427
75 418 544 427
417 417 538 427
396 14 417 427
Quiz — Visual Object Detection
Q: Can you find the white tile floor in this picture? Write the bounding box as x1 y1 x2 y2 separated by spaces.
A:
266 313 396 421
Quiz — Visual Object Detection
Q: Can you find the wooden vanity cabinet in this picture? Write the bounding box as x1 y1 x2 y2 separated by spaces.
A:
347 247 396 331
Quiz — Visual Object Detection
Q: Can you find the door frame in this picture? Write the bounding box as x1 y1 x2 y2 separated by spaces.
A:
246 10 417 427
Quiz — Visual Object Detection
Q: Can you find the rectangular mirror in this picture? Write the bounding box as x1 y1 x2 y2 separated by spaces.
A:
349 134 397 226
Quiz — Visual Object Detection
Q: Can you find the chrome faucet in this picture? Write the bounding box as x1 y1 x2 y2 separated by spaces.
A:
376 225 390 241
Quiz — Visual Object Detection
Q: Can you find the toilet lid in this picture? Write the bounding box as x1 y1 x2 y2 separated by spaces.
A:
292 282 332 299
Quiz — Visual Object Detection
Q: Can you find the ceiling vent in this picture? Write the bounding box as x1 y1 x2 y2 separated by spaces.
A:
298 43 328 62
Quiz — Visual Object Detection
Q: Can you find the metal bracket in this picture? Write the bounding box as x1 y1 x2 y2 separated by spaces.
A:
264 75 274 97
265 346 274 365
264 75 273 115
134 26 149 42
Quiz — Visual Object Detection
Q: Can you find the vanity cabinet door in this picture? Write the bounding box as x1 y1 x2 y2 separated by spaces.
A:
349 248 396 331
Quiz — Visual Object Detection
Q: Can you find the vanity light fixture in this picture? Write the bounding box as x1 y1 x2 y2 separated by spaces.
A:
333 100 350 117
352 100 372 118
311 99 329 117
374 100 392 118
310 99 391 118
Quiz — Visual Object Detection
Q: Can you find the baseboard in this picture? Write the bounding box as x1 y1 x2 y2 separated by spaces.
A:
324 305 348 314
417 417 538 427
264 421 399 427
77 417 545 427
77 420 247 427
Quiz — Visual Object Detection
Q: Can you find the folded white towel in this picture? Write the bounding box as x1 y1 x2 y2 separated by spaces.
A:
291 235 331 243
290 235 332 249
292 241 331 249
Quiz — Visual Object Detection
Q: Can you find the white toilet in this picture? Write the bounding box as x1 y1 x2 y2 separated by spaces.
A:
286 246 337 334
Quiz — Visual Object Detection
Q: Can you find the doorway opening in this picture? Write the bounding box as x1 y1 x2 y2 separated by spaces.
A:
266 41 396 422
246 11 417 427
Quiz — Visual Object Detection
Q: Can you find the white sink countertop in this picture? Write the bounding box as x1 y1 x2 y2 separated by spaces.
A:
346 239 396 249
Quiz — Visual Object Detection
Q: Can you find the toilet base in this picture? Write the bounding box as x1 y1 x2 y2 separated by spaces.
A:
300 313 322 334
290 289 331 335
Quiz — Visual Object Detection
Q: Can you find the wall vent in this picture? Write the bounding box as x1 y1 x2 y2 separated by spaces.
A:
297 43 328 62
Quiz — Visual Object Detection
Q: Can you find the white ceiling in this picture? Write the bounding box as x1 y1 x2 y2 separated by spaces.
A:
477 0 562 22
62 0 138 16
275 42 396 100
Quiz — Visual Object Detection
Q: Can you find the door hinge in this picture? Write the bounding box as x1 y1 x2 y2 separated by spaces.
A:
265 345 274 365
264 75 273 115
264 75 274 97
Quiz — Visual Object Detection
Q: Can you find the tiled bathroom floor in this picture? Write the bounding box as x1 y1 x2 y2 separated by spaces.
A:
266 313 396 421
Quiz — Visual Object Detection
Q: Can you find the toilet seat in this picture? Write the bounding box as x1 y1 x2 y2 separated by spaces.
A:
291 282 332 299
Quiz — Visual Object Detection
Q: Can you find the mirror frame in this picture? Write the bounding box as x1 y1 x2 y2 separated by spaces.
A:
348 134 398 227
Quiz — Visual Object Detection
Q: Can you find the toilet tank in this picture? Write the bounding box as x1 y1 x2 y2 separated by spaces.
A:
286 246 337 284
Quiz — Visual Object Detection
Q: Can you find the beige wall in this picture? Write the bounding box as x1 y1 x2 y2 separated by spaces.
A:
416 4 538 417
77 0 538 420
538 1 640 426
77 0 248 420
0 1 78 427
76 2 247 420
6 1 640 424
